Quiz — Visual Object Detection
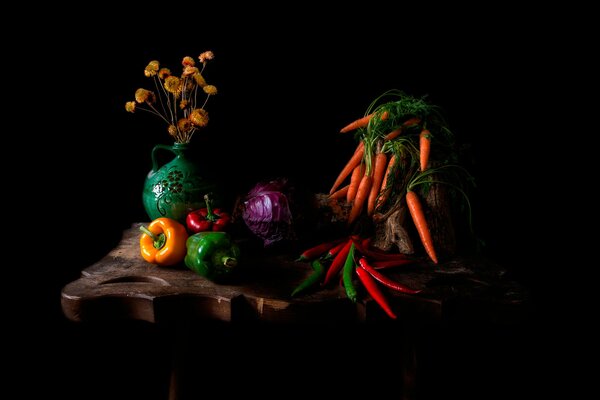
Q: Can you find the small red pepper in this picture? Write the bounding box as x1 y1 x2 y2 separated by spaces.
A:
358 257 421 294
186 194 231 233
371 259 415 269
322 238 353 286
325 239 350 259
295 237 346 262
352 237 411 262
356 264 397 319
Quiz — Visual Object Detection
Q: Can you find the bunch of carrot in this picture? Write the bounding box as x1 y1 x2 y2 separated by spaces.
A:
328 89 472 265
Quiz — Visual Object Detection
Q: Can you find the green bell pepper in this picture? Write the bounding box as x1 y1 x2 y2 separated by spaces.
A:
184 231 241 282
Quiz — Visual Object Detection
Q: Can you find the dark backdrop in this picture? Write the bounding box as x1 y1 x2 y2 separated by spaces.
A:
13 6 587 400
38 15 555 301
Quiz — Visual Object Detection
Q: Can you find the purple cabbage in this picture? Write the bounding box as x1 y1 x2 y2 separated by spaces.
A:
242 178 297 247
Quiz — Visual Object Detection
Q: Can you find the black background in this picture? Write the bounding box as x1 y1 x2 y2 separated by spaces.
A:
12 6 589 399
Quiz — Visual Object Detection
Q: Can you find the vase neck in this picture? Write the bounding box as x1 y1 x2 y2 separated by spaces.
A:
172 142 189 151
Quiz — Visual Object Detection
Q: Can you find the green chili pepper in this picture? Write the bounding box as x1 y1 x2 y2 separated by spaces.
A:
291 259 325 297
184 231 241 282
343 242 357 302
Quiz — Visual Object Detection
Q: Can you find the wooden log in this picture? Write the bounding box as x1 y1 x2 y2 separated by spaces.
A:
372 206 415 254
422 180 456 261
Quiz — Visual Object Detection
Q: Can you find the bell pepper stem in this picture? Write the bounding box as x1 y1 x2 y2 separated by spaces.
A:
139 225 156 240
204 193 218 222
140 225 166 249
221 256 237 268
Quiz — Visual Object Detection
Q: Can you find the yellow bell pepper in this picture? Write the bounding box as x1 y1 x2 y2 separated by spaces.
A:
139 217 188 266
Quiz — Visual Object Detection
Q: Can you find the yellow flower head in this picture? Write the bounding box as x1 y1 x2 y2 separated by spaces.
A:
183 65 199 77
168 124 178 137
177 118 193 133
164 76 181 95
135 88 156 104
182 56 196 67
125 101 136 113
203 85 218 95
179 99 189 109
189 108 209 127
144 60 160 77
198 51 214 63
193 72 207 87
158 68 171 79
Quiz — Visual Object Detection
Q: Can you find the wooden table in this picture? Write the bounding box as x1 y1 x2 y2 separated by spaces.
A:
61 223 530 400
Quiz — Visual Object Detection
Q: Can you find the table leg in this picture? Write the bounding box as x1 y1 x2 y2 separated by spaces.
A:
168 351 182 400
167 322 187 400
401 325 419 400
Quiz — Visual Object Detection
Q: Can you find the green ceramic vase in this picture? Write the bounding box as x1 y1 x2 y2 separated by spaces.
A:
142 142 219 223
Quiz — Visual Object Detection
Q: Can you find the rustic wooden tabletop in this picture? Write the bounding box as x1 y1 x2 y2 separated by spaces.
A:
61 223 529 325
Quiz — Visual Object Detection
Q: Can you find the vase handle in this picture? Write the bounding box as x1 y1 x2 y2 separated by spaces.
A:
150 144 177 173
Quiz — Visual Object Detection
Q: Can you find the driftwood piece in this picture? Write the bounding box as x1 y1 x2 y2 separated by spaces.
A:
423 181 456 261
312 193 351 224
372 206 414 254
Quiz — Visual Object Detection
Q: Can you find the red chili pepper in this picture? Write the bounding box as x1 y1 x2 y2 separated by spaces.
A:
322 238 353 286
355 264 397 319
358 257 421 294
295 238 346 262
325 239 350 259
186 194 231 233
352 238 411 261
360 237 372 247
371 259 415 269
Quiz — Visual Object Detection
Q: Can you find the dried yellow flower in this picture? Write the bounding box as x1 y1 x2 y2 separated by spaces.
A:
193 72 206 87
125 101 136 113
164 76 181 95
127 51 217 144
168 124 178 137
189 108 209 127
203 85 217 95
177 118 193 133
182 56 195 67
183 65 199 77
158 68 171 79
135 88 155 103
144 60 160 77
198 51 214 63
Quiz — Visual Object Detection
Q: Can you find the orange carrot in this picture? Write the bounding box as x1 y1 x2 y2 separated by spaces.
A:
384 128 402 141
347 172 372 225
329 141 364 194
329 184 349 200
367 152 388 216
340 111 389 133
406 190 438 264
375 154 397 211
347 163 365 202
419 129 431 171
384 117 422 141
